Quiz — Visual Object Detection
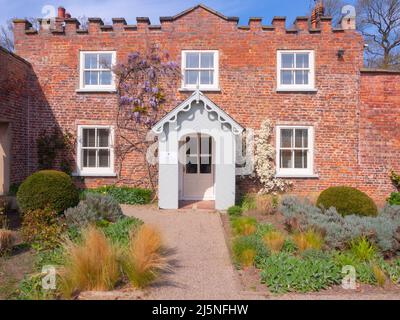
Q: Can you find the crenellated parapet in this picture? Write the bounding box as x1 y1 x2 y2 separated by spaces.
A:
12 4 353 37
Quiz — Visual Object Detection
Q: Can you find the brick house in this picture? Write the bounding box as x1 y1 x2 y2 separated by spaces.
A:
1 4 399 209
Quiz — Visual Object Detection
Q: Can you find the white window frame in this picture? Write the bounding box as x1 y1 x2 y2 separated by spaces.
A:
75 125 115 177
277 50 315 91
79 51 117 92
181 50 219 91
275 125 315 178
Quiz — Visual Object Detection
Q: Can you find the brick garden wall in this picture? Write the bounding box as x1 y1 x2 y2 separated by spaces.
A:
11 6 399 203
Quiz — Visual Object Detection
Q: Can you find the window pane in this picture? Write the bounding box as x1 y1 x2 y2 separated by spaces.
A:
100 71 112 85
294 150 308 169
98 149 110 167
185 70 199 85
186 156 198 174
200 156 212 174
295 129 308 148
200 53 214 68
200 136 211 154
296 53 309 68
281 129 293 148
295 70 309 85
185 136 198 155
280 150 292 169
281 70 293 85
99 54 112 69
83 149 96 167
83 129 96 147
281 53 294 68
200 70 213 85
186 53 199 68
85 71 99 85
98 129 110 147
85 53 98 69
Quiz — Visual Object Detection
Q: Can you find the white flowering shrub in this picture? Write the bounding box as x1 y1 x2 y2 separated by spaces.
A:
254 120 292 194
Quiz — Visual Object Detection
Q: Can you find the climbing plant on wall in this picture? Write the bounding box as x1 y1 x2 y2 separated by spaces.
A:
254 120 292 194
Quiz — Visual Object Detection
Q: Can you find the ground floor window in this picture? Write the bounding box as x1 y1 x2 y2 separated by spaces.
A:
76 125 115 176
276 125 314 177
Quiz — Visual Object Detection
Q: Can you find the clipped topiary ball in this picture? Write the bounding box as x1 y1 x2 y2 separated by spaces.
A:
17 170 79 214
317 186 378 217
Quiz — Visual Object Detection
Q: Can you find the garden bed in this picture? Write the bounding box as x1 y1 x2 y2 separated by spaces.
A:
222 193 400 299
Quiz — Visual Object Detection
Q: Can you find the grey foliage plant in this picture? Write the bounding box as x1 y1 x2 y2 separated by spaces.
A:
280 196 400 255
64 193 124 228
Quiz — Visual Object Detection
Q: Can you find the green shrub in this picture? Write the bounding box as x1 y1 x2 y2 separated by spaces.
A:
333 251 376 284
8 183 20 196
16 274 58 300
240 194 257 212
64 194 124 228
259 252 342 293
21 208 67 251
388 192 400 206
317 186 378 217
17 170 79 214
231 217 257 236
281 196 400 254
227 206 243 217
83 186 152 205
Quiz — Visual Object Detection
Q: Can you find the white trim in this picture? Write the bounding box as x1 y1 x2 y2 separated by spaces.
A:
276 125 315 177
181 50 219 91
152 90 244 135
79 51 117 91
277 50 315 91
75 125 115 177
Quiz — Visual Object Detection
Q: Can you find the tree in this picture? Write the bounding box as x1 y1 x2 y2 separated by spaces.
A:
113 45 180 190
357 0 400 69
0 20 14 52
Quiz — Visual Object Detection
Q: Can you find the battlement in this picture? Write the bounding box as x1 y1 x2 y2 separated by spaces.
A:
13 4 353 37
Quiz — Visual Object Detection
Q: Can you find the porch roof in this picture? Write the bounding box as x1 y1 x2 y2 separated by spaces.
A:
151 90 244 136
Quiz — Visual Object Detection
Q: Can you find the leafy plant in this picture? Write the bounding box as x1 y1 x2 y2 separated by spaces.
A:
387 192 400 205
317 186 378 217
83 186 152 205
349 237 378 262
227 206 243 217
263 231 286 254
21 208 67 250
0 198 9 228
102 217 143 247
121 225 166 288
259 252 342 294
64 193 124 228
241 194 256 212
17 170 79 214
16 274 58 300
390 170 400 190
231 217 257 236
7 183 20 196
59 226 120 298
292 229 324 253
0 229 16 255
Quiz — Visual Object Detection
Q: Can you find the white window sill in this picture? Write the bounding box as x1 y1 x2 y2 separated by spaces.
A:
276 88 318 93
179 87 221 92
275 173 319 179
76 88 117 93
72 171 117 177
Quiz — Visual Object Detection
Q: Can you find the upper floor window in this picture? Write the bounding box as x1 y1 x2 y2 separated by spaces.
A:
277 50 315 91
76 125 115 176
79 51 116 91
276 126 314 177
181 50 219 91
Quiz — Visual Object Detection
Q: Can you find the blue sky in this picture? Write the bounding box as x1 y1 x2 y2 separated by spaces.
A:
0 0 355 27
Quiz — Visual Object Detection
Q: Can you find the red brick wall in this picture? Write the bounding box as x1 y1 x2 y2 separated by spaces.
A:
0 48 32 186
359 71 400 201
11 6 398 203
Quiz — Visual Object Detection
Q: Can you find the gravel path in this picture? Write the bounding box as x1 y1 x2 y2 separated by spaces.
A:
123 205 264 300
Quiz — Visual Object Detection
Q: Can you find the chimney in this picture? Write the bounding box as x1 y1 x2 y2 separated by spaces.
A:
311 0 325 29
58 6 66 19
341 15 356 30
65 12 72 19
